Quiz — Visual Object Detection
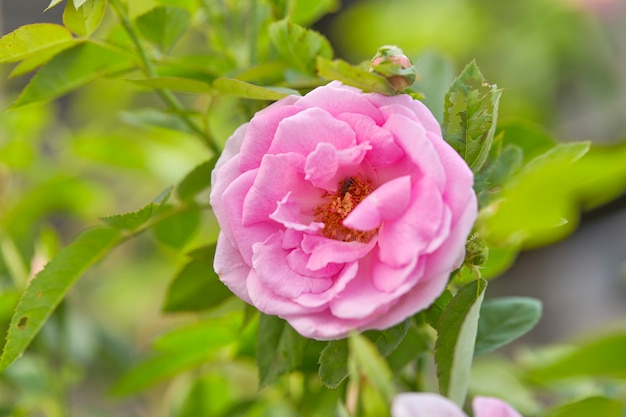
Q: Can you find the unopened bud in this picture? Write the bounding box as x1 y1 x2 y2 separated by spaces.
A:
369 45 417 93
465 233 489 266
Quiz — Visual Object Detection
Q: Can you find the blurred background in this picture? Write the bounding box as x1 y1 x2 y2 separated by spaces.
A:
1 0 626 415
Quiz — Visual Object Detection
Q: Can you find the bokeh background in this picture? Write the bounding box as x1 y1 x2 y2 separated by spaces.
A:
1 0 626 415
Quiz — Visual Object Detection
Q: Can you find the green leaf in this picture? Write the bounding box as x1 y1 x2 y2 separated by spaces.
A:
135 6 190 51
100 188 171 230
0 24 74 63
497 120 557 165
12 42 133 108
479 141 590 247
63 0 107 37
213 78 298 100
474 297 542 356
257 314 309 387
442 61 502 171
435 278 487 406
45 0 64 11
112 316 239 395
319 339 349 389
545 397 623 417
530 332 626 380
423 289 453 329
386 323 429 371
163 243 233 313
412 51 456 123
119 108 197 135
369 319 410 357
316 57 395 95
151 205 201 249
349 333 394 403
288 0 339 26
177 159 217 202
269 19 333 74
125 76 214 93
0 227 122 372
9 41 78 78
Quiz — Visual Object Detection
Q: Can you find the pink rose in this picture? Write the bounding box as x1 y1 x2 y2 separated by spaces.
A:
392 393 523 417
210 81 477 340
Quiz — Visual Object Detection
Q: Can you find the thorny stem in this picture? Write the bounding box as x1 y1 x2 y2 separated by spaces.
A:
109 0 221 155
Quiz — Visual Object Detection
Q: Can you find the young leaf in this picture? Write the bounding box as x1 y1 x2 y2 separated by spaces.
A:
45 0 64 11
316 57 395 95
73 0 88 8
9 41 78 78
257 314 309 387
63 0 107 37
177 158 218 202
545 397 623 417
163 243 233 313
269 19 333 74
0 24 74 63
213 78 299 100
12 42 133 108
435 278 487 406
135 6 190 51
0 227 122 372
319 339 349 389
100 187 171 231
443 61 502 172
474 297 542 356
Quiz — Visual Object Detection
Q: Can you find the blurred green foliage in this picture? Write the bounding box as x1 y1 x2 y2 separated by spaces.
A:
0 0 625 416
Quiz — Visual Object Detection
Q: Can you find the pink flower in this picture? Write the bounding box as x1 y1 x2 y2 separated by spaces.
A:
392 393 523 417
210 81 477 340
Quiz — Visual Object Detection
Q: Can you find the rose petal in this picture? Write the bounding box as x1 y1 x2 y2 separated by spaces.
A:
392 393 467 417
372 249 424 293
384 113 446 190
293 261 359 309
427 131 475 219
268 107 356 157
302 234 377 270
239 100 303 171
270 192 324 233
214 232 252 304
473 397 523 417
304 142 371 191
368 91 441 134
378 175 445 267
286 248 343 278
220 169 279 264
343 175 412 231
297 81 384 124
242 152 308 226
337 113 404 167
252 232 332 299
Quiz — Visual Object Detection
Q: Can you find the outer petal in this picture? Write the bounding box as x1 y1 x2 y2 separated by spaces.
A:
392 393 467 417
473 397 523 417
239 98 302 171
296 81 384 124
268 107 356 157
214 232 252 304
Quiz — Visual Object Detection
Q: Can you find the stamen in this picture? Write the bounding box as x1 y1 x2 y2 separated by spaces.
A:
313 176 377 242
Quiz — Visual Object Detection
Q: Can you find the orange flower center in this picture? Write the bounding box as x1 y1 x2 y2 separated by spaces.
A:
313 176 377 242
